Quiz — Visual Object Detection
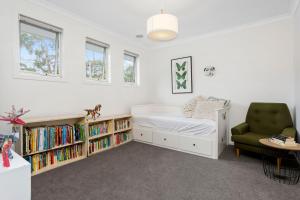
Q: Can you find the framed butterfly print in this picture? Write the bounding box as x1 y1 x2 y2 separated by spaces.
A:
171 56 193 94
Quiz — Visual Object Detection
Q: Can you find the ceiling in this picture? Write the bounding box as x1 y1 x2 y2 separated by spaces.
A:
43 0 297 47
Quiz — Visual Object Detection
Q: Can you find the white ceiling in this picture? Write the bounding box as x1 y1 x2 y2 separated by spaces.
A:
43 0 297 47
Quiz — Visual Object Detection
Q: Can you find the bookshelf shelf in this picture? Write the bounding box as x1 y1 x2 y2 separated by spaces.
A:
15 113 132 175
114 127 132 134
86 116 114 156
23 140 84 156
23 114 85 125
88 132 113 140
31 155 86 176
114 139 132 147
89 146 114 156
85 116 114 124
113 116 132 147
15 114 87 176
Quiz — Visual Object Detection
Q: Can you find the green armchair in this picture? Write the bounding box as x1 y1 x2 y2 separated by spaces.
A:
231 103 296 156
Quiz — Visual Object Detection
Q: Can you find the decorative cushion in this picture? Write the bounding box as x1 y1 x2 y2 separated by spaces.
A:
207 96 230 107
231 132 265 147
183 96 206 118
192 100 224 121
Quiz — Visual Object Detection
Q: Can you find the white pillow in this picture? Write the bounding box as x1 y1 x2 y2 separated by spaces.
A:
207 96 230 107
192 100 224 121
183 96 206 118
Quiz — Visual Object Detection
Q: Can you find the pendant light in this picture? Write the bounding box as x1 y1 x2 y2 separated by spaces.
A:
147 9 178 41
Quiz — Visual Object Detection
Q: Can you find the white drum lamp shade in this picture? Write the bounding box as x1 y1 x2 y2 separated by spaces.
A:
147 13 178 41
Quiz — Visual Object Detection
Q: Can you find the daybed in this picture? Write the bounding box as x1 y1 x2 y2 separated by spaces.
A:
131 104 230 159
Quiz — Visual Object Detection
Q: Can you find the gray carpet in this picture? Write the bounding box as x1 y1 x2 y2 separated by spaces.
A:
32 142 300 200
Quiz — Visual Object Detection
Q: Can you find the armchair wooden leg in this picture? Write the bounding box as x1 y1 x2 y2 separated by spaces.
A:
235 148 240 158
277 157 282 172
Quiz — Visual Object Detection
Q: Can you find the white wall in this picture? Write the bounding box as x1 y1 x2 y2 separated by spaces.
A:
149 18 295 140
0 0 154 132
294 3 300 141
0 0 296 141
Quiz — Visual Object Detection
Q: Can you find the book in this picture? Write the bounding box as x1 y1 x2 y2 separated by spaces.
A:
89 136 112 154
23 124 85 155
115 119 130 131
114 132 130 145
24 143 83 172
89 122 109 137
270 135 296 146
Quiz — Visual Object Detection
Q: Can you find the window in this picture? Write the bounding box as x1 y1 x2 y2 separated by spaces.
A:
19 15 62 77
123 51 138 84
85 38 110 82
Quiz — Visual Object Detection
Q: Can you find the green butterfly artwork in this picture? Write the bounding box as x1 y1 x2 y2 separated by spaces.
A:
176 61 186 71
176 80 187 89
171 56 193 94
176 71 187 80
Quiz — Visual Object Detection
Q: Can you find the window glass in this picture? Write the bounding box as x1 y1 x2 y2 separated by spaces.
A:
123 53 137 83
85 42 107 81
20 22 61 76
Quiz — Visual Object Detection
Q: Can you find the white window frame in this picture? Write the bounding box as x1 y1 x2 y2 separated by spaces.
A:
15 15 64 82
123 50 139 86
84 37 111 85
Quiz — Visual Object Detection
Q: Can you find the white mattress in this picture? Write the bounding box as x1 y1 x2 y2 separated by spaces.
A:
133 114 216 136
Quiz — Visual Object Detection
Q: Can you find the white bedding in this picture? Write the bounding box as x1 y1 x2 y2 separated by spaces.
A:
133 114 216 136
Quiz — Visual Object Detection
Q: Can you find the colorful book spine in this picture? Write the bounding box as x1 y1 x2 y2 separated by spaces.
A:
114 119 130 131
89 122 109 137
23 124 85 155
74 124 85 141
89 136 111 154
114 132 130 145
24 144 83 172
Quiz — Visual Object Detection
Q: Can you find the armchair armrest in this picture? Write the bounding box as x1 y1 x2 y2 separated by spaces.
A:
231 122 249 135
281 127 296 138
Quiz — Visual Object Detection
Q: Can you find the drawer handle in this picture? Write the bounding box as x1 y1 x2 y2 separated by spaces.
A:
140 133 143 136
193 144 196 147
163 138 167 141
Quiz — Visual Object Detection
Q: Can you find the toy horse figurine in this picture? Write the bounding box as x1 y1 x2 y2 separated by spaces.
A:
84 104 102 120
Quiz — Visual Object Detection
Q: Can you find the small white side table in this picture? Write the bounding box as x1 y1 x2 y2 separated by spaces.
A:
0 150 31 200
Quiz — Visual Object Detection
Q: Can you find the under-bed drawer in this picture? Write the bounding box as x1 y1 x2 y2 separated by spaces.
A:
178 136 212 156
133 127 153 143
153 131 178 148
